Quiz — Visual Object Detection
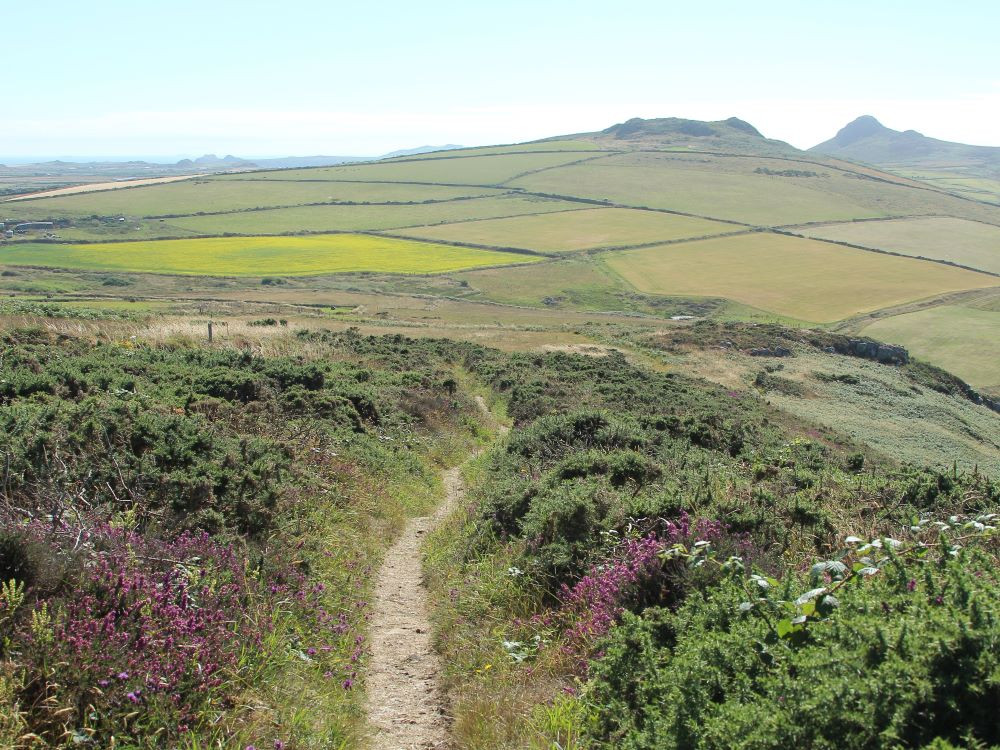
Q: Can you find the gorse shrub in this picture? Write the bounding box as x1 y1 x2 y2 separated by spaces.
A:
0 327 481 746
437 342 1000 748
585 521 1000 750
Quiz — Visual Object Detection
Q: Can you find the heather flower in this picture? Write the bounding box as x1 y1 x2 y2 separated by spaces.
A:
552 515 730 671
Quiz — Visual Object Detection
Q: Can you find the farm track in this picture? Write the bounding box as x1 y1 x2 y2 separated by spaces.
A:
366 397 505 749
4 174 199 201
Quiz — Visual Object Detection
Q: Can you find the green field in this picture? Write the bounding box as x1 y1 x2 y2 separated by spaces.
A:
458 256 627 306
0 234 538 276
218 151 592 186
892 169 1000 204
604 232 997 322
510 152 883 224
9 180 505 218
511 151 1000 226
803 217 1000 274
38 194 577 240
862 305 1000 389
387 207 735 252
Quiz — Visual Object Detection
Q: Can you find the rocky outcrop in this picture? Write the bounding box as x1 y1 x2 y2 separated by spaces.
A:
844 339 909 365
749 346 792 357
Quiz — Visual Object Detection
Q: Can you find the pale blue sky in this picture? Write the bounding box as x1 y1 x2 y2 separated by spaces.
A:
4 0 999 157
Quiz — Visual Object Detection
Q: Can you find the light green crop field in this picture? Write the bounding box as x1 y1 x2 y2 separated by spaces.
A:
603 233 997 322
802 217 1000 275
891 169 1000 205
386 207 736 252
512 152 1000 226
511 153 881 225
0 235 539 276
862 305 1000 389
10 181 504 219
79 195 579 239
224 152 594 186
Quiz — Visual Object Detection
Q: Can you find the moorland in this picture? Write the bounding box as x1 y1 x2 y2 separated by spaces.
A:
1 115 999 749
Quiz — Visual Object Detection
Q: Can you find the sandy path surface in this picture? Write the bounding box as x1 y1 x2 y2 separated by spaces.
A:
365 466 463 749
366 396 504 749
4 174 199 201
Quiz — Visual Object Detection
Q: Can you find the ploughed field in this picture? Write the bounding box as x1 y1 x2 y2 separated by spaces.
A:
2 137 999 382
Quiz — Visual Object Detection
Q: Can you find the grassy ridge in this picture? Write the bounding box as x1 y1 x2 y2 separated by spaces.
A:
0 234 541 276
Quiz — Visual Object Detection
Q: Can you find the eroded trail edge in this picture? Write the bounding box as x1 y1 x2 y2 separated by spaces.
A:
365 465 464 749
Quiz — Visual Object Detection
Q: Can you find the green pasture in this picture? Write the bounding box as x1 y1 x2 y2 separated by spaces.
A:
42 195 579 240
892 169 1000 204
7 180 504 219
511 152 881 225
803 217 1000 275
388 207 735 252
458 256 630 307
862 305 1000 389
603 232 997 322
0 234 538 276
513 151 1000 225
166 194 577 236
232 151 593 186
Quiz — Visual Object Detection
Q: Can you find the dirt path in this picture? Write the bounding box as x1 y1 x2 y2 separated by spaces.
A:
366 397 504 749
365 468 463 749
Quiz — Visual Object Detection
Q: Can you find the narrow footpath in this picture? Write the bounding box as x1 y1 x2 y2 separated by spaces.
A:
366 396 505 749
365 467 463 749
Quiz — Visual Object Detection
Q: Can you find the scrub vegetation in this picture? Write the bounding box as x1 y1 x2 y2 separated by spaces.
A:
424 339 1000 750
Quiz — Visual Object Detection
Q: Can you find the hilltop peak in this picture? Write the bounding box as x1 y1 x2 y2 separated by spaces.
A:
831 115 889 145
810 116 1000 170
572 115 796 156
600 116 767 140
722 117 762 136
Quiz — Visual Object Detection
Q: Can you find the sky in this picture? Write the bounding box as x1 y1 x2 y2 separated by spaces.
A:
3 0 1000 159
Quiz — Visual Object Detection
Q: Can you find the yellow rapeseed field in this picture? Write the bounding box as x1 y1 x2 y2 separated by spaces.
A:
0 234 539 276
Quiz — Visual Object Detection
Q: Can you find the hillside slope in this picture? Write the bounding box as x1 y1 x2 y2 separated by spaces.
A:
810 115 1000 205
2 115 998 385
811 115 1000 175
